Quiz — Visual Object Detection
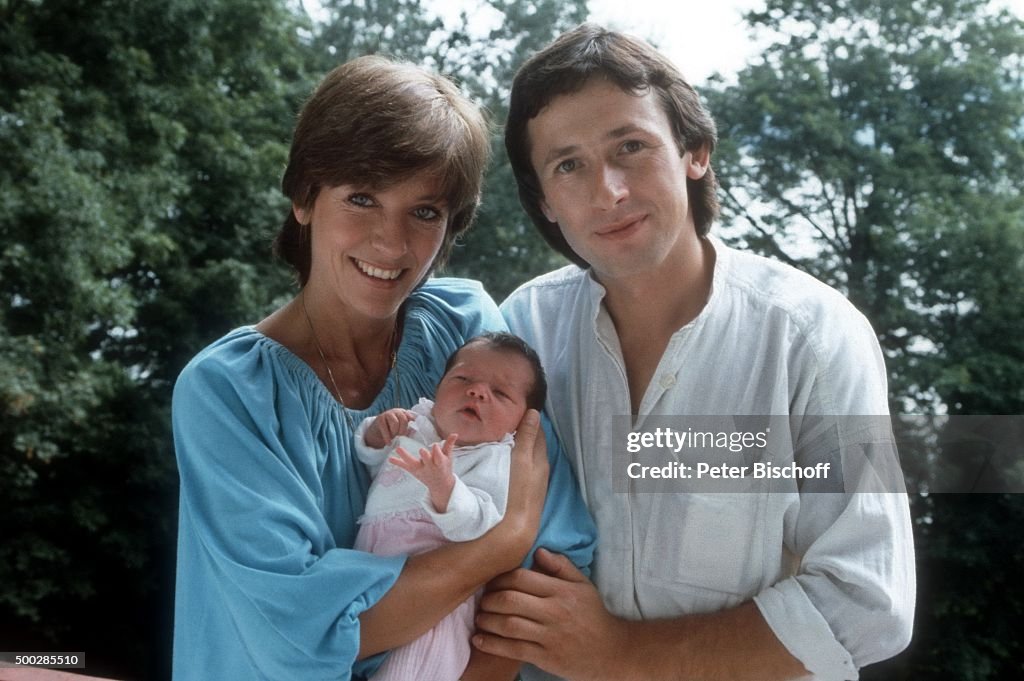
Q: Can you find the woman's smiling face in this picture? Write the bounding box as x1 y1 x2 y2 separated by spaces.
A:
296 171 449 324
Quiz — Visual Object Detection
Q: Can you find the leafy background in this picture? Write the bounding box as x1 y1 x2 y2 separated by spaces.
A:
1 0 1021 678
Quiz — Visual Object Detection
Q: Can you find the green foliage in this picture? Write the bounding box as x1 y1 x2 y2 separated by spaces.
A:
313 0 446 65
1 0 311 676
704 1 1024 678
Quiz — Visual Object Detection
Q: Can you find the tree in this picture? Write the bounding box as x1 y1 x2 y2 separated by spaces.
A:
703 1 1024 678
312 0 446 67
1 1 311 677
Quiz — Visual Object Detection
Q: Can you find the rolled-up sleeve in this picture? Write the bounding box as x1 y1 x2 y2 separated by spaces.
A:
756 315 917 680
755 480 915 680
749 285 918 680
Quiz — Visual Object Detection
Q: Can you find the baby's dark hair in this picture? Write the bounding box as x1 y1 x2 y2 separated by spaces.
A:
442 332 548 411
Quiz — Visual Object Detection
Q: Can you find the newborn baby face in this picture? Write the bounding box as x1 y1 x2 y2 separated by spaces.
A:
433 342 534 446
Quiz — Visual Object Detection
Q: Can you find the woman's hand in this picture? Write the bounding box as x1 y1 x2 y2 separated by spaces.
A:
488 409 549 569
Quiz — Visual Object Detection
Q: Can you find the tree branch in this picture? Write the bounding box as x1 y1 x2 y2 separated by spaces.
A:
720 184 802 267
761 182 847 256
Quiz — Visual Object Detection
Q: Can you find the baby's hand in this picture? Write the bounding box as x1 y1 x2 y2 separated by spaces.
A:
389 434 458 513
364 408 418 449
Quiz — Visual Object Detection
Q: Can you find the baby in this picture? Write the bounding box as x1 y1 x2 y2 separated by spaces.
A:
353 332 547 681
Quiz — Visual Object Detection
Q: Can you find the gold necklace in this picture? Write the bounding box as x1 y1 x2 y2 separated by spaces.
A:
300 291 400 431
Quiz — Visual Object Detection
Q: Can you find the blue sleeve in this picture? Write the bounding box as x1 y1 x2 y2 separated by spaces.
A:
527 417 598 574
172 343 404 681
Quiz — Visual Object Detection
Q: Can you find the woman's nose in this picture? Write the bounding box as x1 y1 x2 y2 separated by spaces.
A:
370 216 407 259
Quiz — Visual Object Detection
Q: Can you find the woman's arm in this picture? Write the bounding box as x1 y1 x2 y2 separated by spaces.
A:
357 409 549 658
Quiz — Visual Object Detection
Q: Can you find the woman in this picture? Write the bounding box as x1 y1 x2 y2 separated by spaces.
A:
171 57 595 680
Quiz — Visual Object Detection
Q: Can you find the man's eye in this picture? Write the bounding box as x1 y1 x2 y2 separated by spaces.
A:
348 193 374 207
622 140 644 153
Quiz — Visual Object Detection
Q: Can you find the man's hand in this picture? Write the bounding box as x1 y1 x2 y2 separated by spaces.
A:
477 547 810 681
390 435 458 513
364 408 418 449
473 548 630 681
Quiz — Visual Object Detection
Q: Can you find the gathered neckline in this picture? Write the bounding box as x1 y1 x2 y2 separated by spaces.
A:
228 307 426 420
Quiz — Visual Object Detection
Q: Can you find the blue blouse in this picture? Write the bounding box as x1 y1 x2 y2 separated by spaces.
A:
172 278 596 680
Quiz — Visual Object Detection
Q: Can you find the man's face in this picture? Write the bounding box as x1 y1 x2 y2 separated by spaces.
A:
527 78 708 284
433 343 533 446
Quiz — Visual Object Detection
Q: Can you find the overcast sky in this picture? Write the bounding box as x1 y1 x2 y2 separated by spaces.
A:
418 0 763 83
590 0 1024 83
303 0 1024 85
585 0 765 83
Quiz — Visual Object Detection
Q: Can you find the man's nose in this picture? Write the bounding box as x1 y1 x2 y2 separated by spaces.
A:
592 164 629 209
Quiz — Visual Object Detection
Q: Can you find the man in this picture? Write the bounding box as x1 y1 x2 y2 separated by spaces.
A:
473 24 915 681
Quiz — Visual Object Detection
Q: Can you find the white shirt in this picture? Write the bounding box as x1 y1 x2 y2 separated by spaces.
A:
502 236 915 681
354 398 512 542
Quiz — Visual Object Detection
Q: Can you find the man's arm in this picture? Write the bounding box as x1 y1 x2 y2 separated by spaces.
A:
473 548 807 681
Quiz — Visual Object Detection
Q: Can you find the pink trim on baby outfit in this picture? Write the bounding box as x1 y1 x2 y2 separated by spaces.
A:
355 510 480 681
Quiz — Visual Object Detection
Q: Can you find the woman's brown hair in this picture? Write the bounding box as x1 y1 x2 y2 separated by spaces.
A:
275 56 491 285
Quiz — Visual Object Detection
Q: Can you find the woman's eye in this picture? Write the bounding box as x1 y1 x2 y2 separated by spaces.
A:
556 159 577 174
622 140 644 153
413 206 441 221
348 193 374 207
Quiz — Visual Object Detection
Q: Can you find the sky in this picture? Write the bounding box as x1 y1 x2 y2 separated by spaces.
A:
421 0 1024 85
419 0 764 84
302 1 1024 85
598 0 1024 83
583 0 765 84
